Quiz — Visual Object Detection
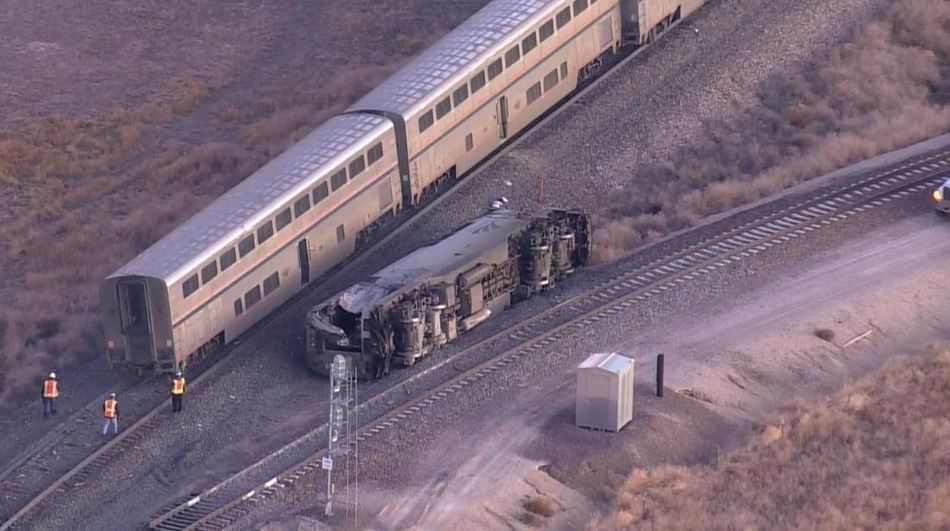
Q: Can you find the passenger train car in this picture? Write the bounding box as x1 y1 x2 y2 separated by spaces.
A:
102 0 708 373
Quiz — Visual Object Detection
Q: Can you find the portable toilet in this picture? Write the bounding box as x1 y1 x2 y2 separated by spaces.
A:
575 352 635 431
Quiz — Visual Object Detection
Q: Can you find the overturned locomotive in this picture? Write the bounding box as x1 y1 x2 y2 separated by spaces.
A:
305 204 593 379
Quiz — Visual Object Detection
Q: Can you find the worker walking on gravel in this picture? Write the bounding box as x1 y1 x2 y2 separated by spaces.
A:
42 372 59 418
102 393 119 436
171 371 185 413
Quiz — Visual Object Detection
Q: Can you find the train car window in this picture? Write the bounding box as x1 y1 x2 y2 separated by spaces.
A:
349 155 366 177
275 207 292 231
526 81 542 105
544 69 559 92
238 234 256 258
201 261 218 283
487 58 503 80
435 96 451 120
330 169 347 191
504 45 520 68
367 142 384 165
313 182 330 203
560 61 569 80
293 195 311 217
263 272 280 296
452 85 469 107
257 220 274 243
556 7 571 29
234 298 243 316
220 248 237 271
573 0 588 14
470 71 487 94
244 285 262 308
182 274 199 298
522 33 538 54
465 133 474 152
539 20 555 41
418 110 434 133
336 224 345 243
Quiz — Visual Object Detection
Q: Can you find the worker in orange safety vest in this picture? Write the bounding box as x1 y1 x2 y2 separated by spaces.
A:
102 393 119 436
171 371 185 413
42 372 59 418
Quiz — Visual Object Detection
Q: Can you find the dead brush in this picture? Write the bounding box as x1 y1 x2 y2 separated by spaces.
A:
524 496 557 518
814 328 835 342
596 345 950 530
595 0 950 260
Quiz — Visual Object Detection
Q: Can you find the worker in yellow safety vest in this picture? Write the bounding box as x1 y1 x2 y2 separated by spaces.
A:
102 393 119 436
171 371 185 413
42 372 59 418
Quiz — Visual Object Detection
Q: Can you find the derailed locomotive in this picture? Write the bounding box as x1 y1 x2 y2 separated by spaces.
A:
305 204 592 379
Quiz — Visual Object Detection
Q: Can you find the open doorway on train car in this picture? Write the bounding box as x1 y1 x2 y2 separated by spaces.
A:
496 96 509 139
298 239 310 285
117 280 153 361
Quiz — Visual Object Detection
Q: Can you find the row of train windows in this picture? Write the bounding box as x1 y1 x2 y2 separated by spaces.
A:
417 0 597 133
233 271 280 317
181 141 385 299
527 62 569 106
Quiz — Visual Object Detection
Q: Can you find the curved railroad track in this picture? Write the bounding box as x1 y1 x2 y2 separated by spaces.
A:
143 145 950 530
0 14 708 530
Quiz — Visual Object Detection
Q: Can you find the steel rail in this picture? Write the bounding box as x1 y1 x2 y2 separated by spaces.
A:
148 146 950 530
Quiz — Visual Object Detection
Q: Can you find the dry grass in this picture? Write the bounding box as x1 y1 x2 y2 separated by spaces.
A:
524 496 558 518
596 345 950 530
593 0 950 263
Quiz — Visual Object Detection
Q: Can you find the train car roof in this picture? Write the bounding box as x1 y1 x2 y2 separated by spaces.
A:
347 0 560 117
109 113 393 283
335 208 527 314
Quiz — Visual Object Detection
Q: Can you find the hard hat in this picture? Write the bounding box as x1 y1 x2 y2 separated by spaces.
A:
49 372 56 379
110 392 116 398
175 371 182 378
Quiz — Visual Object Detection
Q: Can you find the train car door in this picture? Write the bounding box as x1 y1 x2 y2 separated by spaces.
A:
298 239 310 285
116 280 154 364
496 96 509 139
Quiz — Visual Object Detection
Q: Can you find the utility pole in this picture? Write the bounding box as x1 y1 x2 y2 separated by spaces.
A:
324 355 358 525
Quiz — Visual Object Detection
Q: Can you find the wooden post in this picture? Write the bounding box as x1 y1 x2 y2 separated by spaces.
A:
656 353 664 397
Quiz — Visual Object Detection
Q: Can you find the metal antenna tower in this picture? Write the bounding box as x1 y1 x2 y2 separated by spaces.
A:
324 354 358 527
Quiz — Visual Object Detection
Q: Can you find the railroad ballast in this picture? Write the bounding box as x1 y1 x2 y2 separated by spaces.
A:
305 204 593 379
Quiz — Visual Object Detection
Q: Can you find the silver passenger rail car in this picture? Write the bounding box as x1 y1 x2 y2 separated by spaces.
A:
101 113 402 373
346 0 705 207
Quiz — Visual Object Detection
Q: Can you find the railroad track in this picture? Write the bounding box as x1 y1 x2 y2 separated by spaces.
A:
2 15 710 530
143 146 950 530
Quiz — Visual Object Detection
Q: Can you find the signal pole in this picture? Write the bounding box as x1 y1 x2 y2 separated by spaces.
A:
324 355 358 525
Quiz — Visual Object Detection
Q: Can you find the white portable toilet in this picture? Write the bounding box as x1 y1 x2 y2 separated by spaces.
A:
575 352 635 431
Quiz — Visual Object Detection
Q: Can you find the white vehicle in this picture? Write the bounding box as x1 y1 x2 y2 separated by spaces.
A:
934 177 950 215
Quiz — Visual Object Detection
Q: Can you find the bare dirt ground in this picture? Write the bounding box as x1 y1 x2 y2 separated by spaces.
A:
315 202 950 530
